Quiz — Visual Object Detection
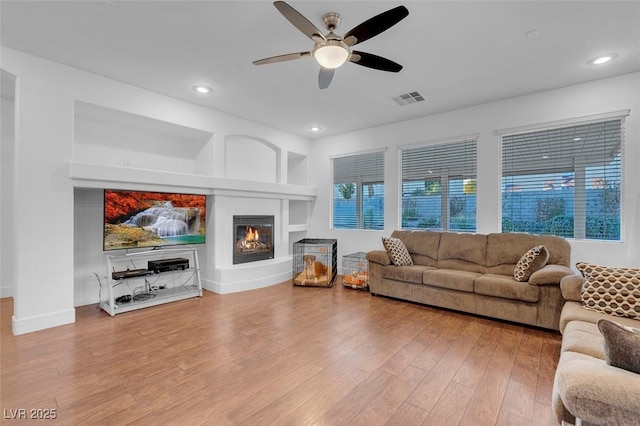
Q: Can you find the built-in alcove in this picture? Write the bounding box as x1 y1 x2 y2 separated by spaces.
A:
73 101 214 176
289 200 308 226
286 153 310 246
224 135 280 183
287 151 308 185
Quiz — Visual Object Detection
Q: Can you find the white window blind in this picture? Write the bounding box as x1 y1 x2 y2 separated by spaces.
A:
501 118 623 241
400 139 477 231
332 150 385 230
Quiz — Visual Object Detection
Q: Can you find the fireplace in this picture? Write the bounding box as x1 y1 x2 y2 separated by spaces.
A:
233 215 275 264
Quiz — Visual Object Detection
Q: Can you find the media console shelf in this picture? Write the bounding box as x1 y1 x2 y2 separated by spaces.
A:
100 247 202 316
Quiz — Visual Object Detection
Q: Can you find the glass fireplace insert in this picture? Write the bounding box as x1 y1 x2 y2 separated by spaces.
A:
233 215 274 264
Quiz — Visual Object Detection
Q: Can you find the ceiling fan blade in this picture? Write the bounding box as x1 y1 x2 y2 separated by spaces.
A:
318 67 334 89
253 51 311 65
349 51 403 72
274 1 326 42
343 5 409 46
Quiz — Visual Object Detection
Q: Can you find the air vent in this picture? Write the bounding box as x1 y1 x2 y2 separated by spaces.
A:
392 91 425 106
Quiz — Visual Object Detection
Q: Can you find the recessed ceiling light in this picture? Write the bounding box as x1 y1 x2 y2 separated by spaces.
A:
542 155 549 159
192 85 212 94
588 54 617 65
310 126 321 132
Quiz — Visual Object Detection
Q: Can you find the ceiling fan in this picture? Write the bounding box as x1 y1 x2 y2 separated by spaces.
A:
253 1 409 89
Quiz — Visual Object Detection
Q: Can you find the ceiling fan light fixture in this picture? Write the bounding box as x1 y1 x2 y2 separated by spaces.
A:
314 40 349 69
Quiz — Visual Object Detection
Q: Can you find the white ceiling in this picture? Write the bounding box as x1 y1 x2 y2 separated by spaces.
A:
1 1 639 139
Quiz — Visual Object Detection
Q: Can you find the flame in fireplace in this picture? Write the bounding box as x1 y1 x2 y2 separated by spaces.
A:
245 226 259 242
237 226 267 251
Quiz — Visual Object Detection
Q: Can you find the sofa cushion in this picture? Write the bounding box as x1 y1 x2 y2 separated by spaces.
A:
423 269 479 293
577 263 640 319
381 265 433 284
474 274 540 303
392 230 440 267
437 232 487 273
561 320 605 359
559 301 640 334
514 245 549 282
486 232 571 275
382 236 413 266
598 319 640 374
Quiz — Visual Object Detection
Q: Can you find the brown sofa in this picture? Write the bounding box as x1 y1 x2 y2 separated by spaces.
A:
366 230 574 330
552 274 640 425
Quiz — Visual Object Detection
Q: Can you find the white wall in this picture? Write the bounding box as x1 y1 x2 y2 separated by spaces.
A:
308 72 640 270
1 90 16 298
73 188 104 306
1 47 313 334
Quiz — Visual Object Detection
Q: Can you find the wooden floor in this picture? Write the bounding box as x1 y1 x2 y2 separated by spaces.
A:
1 281 562 425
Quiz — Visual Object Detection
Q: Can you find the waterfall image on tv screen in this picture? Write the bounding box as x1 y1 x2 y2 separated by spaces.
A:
103 189 206 251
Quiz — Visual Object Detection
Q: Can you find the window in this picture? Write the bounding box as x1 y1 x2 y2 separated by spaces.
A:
332 150 384 230
501 118 623 241
401 139 477 231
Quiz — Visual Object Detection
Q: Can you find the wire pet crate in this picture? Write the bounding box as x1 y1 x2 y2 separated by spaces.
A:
342 252 369 290
293 238 337 287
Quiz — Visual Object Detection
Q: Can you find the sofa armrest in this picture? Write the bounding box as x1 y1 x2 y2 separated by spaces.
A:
366 250 391 266
529 264 574 285
560 274 585 302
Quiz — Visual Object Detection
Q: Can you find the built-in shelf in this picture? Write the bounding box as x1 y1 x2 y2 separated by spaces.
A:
74 101 214 176
71 102 316 201
210 177 316 200
69 162 317 200
288 224 308 233
68 162 212 191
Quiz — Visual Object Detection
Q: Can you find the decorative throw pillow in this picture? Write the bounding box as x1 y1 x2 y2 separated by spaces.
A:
576 262 600 278
382 237 413 266
578 263 640 319
514 245 549 282
598 319 640 374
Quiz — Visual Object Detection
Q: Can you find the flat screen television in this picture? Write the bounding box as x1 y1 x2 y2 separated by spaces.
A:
103 189 206 251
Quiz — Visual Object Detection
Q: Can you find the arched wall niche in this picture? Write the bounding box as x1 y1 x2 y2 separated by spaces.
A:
224 135 281 183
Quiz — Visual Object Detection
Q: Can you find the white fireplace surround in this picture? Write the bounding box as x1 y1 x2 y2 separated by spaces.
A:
207 195 292 294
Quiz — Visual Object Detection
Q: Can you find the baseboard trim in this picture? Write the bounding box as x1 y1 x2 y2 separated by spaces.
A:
12 308 75 335
203 270 291 294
